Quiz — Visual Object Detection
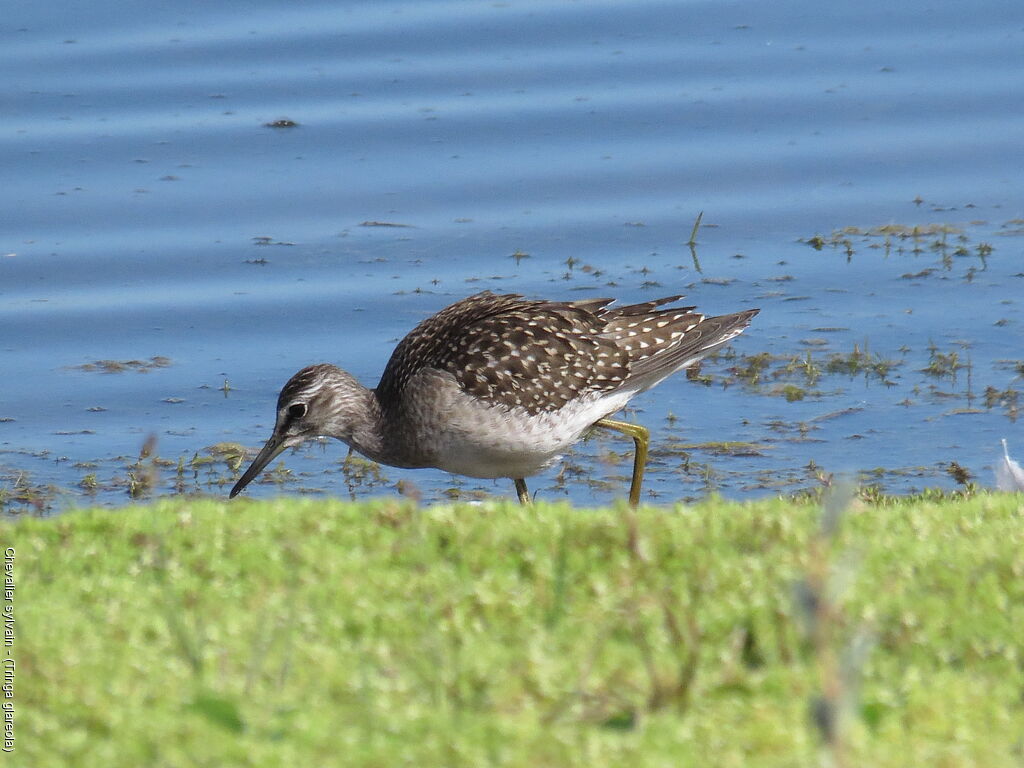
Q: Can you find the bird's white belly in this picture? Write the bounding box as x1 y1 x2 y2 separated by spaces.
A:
430 413 573 479
402 371 635 479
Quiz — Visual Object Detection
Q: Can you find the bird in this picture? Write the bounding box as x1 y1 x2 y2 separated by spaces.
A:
229 290 758 506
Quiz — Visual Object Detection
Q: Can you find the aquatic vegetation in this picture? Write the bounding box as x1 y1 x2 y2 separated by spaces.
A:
661 440 771 457
983 386 1019 421
921 341 968 380
206 442 247 472
263 118 299 128
0 469 58 512
824 344 900 383
731 351 774 384
728 346 899 395
945 460 974 485
340 453 388 498
791 351 823 383
801 223 996 281
70 356 172 374
780 384 807 402
251 235 296 246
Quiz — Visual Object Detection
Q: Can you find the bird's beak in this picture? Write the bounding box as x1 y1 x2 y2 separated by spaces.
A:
229 432 289 498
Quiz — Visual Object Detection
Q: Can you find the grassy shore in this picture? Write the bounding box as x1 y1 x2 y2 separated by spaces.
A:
5 494 1024 767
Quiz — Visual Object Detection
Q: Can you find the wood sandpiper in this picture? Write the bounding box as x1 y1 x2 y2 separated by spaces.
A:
230 291 758 506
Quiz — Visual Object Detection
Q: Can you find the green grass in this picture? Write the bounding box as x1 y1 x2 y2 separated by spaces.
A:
5 494 1024 767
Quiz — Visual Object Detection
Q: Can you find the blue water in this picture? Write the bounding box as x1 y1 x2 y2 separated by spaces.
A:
3 0 1023 510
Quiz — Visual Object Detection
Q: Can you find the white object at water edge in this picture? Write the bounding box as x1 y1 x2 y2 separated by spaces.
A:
995 439 1024 492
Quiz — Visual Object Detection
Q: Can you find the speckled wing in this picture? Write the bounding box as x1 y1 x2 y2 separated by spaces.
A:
596 301 759 391
376 291 629 414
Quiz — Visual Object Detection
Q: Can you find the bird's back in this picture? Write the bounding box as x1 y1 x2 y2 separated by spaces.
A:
375 291 758 414
375 291 631 415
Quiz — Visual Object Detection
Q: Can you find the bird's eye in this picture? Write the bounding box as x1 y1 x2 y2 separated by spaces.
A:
287 402 307 419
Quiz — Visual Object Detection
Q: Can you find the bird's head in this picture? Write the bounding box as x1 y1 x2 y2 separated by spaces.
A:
229 364 364 498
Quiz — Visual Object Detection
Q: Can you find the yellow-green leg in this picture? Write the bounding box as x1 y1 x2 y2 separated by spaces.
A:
514 478 531 505
596 417 650 508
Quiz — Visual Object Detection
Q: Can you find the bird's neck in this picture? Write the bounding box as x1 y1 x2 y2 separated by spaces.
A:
336 384 387 463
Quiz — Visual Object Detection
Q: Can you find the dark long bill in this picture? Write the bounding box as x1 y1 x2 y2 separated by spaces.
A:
229 434 288 498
